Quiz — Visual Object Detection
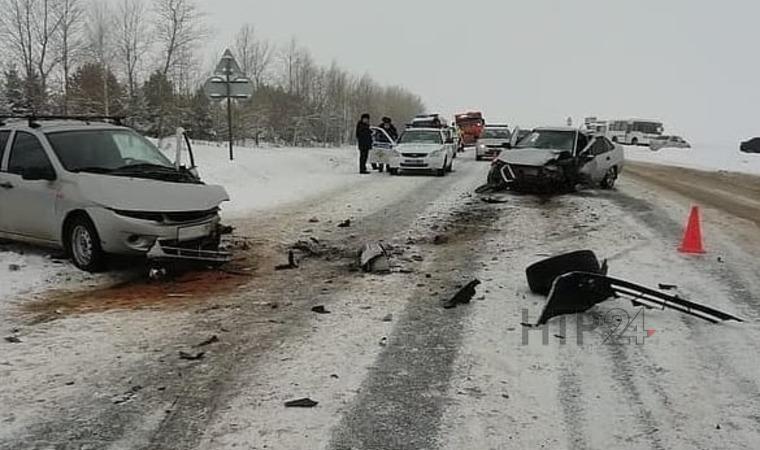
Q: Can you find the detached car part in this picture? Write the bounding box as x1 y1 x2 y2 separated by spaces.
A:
526 250 605 296
526 251 743 325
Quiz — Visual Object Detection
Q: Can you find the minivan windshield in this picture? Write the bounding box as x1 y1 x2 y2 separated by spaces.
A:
398 130 443 144
46 129 174 173
514 130 576 151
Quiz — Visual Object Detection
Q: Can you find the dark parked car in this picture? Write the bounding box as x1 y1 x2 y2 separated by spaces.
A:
740 137 760 153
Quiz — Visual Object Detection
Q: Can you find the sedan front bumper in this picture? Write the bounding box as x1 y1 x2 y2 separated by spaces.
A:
389 152 446 171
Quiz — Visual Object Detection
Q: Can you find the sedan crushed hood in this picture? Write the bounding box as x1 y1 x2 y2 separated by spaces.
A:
497 148 570 166
76 173 230 212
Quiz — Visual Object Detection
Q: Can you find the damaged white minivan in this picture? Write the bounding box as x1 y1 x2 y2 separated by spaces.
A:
0 117 230 272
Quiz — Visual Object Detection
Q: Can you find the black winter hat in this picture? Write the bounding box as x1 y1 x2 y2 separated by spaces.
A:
382 116 391 123
361 113 370 120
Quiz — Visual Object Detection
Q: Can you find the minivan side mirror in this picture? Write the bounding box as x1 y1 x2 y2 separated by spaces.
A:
22 167 57 181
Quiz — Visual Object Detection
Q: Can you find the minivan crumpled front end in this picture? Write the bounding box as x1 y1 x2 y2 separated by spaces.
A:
88 206 231 263
81 177 232 263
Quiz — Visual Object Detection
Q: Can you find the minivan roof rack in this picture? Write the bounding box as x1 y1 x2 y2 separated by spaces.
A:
0 114 125 128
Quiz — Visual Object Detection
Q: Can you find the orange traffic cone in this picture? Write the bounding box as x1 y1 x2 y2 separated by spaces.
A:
679 206 705 254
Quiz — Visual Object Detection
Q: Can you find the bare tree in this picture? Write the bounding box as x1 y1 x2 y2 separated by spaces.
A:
234 24 272 88
0 0 65 109
84 1 114 115
114 0 150 99
57 0 84 113
153 0 205 78
279 37 299 94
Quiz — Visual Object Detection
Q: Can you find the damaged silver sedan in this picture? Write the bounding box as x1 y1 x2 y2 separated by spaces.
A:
486 127 624 193
0 117 230 272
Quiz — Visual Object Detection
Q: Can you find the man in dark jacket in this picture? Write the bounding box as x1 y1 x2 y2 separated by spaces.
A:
356 113 373 174
380 116 398 141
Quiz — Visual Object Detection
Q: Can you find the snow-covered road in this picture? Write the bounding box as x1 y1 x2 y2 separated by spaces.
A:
1 146 759 450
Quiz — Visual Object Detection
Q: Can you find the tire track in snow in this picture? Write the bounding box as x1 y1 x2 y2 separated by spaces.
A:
603 183 760 445
533 194 595 450
328 202 501 450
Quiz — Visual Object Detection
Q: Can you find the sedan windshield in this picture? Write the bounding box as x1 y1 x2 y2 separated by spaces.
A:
515 130 576 151
482 129 511 139
47 129 174 173
399 130 442 144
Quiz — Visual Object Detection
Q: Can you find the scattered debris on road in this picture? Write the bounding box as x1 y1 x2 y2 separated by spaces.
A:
379 336 388 346
359 242 391 273
179 351 206 361
275 251 299 271
148 267 168 281
284 398 319 408
382 314 393 322
4 336 21 343
195 335 220 347
658 283 678 291
480 196 509 204
112 385 142 405
292 239 323 257
8 264 20 272
308 217 320 223
338 219 352 228
526 250 744 325
442 279 481 309
311 305 331 314
526 250 604 296
432 234 449 245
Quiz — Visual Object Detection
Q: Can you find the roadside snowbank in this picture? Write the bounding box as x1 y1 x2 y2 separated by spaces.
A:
169 142 359 218
625 144 760 176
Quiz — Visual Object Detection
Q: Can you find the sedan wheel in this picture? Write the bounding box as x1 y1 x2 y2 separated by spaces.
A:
67 215 106 272
600 167 618 189
436 158 447 177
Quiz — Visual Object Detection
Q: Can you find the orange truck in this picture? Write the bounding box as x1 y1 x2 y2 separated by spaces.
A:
455 112 485 146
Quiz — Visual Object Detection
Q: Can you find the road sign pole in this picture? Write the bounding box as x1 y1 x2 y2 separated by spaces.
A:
226 58 234 161
204 50 252 162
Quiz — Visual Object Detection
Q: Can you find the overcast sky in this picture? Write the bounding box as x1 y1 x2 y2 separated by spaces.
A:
204 0 760 144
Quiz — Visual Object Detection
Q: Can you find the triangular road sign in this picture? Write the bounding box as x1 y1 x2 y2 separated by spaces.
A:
215 49 243 78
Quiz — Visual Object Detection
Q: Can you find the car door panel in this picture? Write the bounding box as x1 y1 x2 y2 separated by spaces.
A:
2 132 59 242
369 127 395 166
0 130 13 234
578 138 609 184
